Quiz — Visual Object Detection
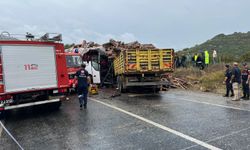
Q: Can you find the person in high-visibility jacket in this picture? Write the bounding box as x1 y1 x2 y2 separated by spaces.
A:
204 50 210 67
192 54 198 67
194 54 198 62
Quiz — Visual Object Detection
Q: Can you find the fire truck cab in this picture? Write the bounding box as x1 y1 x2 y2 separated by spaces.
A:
65 52 82 92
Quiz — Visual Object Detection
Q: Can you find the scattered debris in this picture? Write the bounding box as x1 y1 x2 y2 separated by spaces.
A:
111 93 121 98
103 39 156 58
66 39 156 58
161 74 193 90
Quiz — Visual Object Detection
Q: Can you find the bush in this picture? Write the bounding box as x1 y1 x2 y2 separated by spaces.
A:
239 51 250 62
200 71 224 92
173 64 226 93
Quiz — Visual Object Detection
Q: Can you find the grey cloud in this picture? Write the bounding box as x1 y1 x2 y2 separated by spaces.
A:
1 0 250 49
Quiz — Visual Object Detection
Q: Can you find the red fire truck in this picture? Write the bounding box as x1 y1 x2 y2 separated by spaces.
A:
65 52 82 92
65 50 100 94
0 33 69 118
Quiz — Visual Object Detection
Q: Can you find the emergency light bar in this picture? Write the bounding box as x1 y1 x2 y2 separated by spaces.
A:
40 33 62 42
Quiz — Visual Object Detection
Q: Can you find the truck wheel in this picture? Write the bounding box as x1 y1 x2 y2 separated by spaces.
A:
52 101 61 110
0 111 5 120
153 86 160 93
121 84 127 93
117 76 122 92
118 80 122 93
155 88 160 93
47 101 61 111
117 76 126 93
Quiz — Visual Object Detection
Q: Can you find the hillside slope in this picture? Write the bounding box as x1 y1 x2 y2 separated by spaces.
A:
182 32 250 60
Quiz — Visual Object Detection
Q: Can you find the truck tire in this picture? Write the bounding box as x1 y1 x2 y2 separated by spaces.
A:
0 110 5 120
154 88 161 93
55 101 61 110
117 76 126 93
152 86 160 93
50 101 61 110
42 101 61 111
117 77 122 93
122 84 127 93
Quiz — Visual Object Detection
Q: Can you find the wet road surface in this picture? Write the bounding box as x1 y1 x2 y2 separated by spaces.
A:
1 89 250 150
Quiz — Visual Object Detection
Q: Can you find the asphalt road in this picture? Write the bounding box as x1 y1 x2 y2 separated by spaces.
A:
1 89 250 150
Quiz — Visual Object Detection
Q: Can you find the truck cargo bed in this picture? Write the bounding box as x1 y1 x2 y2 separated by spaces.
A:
114 49 174 75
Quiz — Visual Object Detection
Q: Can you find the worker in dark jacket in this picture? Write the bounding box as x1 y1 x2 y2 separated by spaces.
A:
75 64 90 109
180 55 187 68
231 62 241 101
174 55 180 68
196 54 204 70
241 63 250 100
223 64 234 97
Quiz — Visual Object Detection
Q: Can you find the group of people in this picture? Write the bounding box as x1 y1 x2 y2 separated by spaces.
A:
175 49 218 70
175 54 188 68
192 49 217 69
224 62 250 101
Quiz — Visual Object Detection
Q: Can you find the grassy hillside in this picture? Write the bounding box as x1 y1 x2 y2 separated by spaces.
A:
181 32 250 62
173 64 226 94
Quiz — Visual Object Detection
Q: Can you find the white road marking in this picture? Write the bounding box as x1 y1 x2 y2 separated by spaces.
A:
90 98 222 150
0 123 2 137
128 93 159 97
167 96 250 112
182 126 250 150
0 121 24 150
207 126 250 143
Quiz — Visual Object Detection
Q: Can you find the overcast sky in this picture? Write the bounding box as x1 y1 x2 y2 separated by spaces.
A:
0 0 249 50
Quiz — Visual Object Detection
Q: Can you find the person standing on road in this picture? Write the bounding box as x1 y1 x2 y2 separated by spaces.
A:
241 63 250 100
223 64 234 97
231 62 241 101
75 64 90 109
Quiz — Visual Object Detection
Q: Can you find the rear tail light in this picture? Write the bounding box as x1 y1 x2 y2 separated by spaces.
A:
59 88 67 93
0 85 4 93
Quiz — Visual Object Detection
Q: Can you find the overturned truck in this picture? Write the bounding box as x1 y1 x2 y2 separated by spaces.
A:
114 49 174 92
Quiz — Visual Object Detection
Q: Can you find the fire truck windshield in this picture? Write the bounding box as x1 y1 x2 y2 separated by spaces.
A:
66 55 82 68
